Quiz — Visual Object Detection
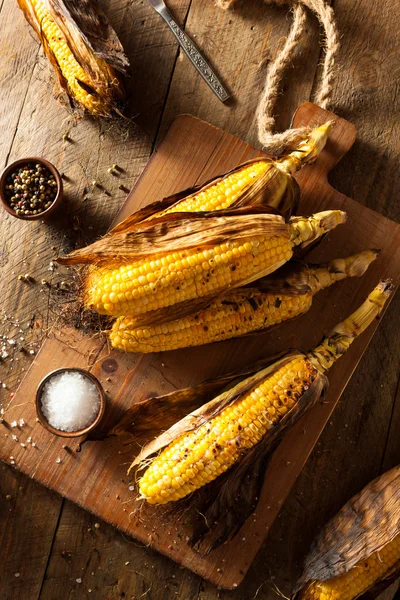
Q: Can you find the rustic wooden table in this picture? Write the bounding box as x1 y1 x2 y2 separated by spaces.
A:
0 0 399 599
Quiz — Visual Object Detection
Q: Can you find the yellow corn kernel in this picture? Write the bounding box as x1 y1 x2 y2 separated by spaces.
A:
110 290 312 353
161 162 271 215
138 356 317 504
298 532 400 600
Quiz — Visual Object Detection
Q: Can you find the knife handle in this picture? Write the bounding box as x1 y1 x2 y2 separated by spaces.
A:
159 6 229 102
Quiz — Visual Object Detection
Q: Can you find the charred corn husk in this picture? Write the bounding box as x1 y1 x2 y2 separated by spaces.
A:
136 280 393 505
157 122 332 219
78 210 346 317
18 0 128 116
294 466 400 600
109 251 378 353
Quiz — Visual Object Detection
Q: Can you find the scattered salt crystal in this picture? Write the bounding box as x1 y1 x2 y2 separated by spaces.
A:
2 383 7 388
18 418 25 427
76 578 82 584
15 573 20 578
125 561 129 566
128 485 134 492
27 437 32 443
0 408 4 415
94 523 100 529
20 443 26 448
31 442 36 447
11 435 18 441
10 460 15 465
11 420 17 428
41 371 100 432
29 350 35 355
8 339 15 346
56 457 61 464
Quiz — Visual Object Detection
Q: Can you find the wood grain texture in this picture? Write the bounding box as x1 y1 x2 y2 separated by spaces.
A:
0 0 191 598
1 105 399 590
0 0 399 597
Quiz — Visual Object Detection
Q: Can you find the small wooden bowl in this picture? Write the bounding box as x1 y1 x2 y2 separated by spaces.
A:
0 157 63 221
36 368 106 438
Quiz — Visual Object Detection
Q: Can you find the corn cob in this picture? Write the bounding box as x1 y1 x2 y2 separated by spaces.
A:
109 251 378 353
18 0 128 116
297 534 400 600
84 210 346 317
158 122 331 217
84 123 330 314
137 280 392 505
294 466 400 600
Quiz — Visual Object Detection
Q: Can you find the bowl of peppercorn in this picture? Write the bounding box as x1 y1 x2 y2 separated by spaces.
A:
0 157 63 220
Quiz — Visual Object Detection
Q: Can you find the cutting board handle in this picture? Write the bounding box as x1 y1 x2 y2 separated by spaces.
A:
292 102 357 178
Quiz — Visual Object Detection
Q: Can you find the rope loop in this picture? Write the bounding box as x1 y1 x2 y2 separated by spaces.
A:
216 0 340 153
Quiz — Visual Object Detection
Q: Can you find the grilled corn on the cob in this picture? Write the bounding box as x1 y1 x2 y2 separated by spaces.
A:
83 122 331 318
294 466 400 600
158 122 331 218
297 534 400 600
84 210 346 317
137 280 392 505
109 251 378 353
18 0 128 116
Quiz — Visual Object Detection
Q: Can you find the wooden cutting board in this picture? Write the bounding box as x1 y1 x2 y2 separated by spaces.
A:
1 103 399 590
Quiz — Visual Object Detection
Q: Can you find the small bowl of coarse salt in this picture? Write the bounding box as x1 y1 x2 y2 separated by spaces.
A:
36 368 105 437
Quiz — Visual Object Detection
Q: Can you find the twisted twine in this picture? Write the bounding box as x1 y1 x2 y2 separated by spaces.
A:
215 0 340 153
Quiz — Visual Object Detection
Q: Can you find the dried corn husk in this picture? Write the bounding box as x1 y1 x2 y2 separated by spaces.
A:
57 207 287 265
18 0 129 116
293 466 400 598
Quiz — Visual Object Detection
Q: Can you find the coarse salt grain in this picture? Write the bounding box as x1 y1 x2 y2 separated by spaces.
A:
41 372 100 432
18 418 25 427
11 420 17 428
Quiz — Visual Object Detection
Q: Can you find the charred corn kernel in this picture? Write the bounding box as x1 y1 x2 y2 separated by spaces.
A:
85 211 346 317
138 356 317 504
298 532 400 600
23 0 124 116
110 251 377 353
110 291 312 352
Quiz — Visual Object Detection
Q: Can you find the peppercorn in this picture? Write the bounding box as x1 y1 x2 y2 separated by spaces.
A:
4 163 58 216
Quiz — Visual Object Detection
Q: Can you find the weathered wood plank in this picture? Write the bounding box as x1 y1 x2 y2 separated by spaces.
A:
0 464 61 600
0 1 191 599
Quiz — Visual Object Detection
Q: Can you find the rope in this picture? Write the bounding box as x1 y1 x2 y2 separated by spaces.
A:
215 0 340 154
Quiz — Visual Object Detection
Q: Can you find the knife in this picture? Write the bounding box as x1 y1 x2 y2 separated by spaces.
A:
146 0 230 103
